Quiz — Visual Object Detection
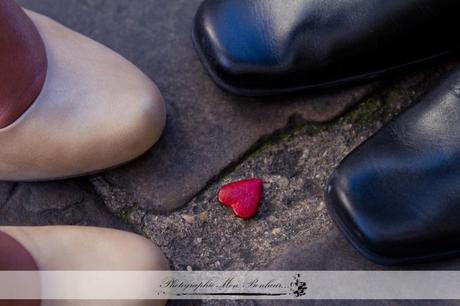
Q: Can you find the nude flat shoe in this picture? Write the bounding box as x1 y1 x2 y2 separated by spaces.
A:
0 226 169 306
0 3 166 181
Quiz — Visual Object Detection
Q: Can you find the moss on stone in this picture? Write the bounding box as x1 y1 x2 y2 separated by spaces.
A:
343 97 383 124
119 211 130 222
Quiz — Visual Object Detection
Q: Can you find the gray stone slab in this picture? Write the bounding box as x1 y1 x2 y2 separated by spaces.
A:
109 64 457 273
255 228 460 306
269 227 460 271
0 180 129 229
18 0 375 212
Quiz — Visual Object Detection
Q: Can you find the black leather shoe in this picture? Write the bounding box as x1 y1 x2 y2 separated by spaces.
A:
326 67 460 265
193 0 460 96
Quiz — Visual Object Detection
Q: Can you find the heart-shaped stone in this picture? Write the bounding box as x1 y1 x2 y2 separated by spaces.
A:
217 178 262 219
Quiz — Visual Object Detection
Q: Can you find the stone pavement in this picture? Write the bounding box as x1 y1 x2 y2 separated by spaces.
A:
4 0 460 305
18 0 374 213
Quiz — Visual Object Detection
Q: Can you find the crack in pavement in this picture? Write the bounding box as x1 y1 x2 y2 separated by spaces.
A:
3 183 19 207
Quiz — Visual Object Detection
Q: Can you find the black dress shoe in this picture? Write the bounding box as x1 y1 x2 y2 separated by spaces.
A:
193 0 460 96
326 67 460 265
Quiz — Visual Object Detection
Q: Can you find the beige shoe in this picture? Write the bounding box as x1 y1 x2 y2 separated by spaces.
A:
0 226 169 306
0 6 166 181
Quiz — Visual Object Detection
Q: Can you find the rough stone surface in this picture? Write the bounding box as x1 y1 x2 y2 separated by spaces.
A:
0 180 129 229
116 64 455 272
127 62 458 306
2 1 460 306
19 0 375 213
256 228 460 306
268 227 460 271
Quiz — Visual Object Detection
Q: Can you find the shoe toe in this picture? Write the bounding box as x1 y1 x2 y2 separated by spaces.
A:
0 226 169 305
193 0 283 93
0 11 166 181
326 134 460 265
0 226 169 271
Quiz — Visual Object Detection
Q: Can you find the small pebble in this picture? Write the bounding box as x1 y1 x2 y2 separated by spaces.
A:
181 214 195 224
317 201 326 211
199 211 208 222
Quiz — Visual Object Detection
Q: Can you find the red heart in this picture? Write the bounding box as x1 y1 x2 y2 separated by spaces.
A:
217 178 263 219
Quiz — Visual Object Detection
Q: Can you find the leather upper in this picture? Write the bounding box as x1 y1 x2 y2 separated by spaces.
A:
0 0 47 128
0 11 165 181
194 0 460 96
326 67 460 265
